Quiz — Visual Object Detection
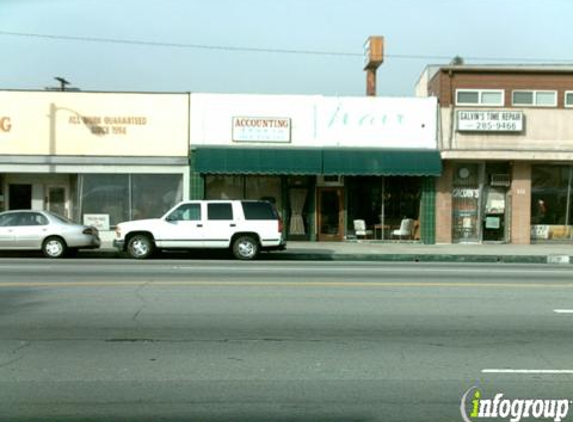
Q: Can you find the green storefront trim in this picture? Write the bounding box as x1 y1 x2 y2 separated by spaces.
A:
193 147 441 176
193 146 323 175
322 148 441 176
420 176 437 244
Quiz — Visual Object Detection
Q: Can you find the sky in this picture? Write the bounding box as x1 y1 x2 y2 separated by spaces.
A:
1 0 572 97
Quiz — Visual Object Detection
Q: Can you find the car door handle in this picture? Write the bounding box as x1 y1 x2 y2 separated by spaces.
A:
230 224 236 227
196 224 203 228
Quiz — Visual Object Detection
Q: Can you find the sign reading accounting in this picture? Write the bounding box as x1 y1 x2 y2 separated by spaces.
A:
457 111 523 132
232 116 291 143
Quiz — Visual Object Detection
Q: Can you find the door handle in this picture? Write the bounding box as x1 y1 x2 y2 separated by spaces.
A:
230 224 236 227
196 224 203 228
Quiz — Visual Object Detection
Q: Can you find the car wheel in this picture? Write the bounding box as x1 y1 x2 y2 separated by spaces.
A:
127 234 154 259
232 236 259 260
42 236 67 258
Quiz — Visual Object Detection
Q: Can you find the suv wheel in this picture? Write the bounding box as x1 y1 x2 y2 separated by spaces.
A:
127 234 154 259
232 236 259 260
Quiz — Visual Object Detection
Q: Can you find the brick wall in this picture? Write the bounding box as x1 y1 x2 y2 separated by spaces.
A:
510 162 531 244
435 161 453 243
429 69 573 108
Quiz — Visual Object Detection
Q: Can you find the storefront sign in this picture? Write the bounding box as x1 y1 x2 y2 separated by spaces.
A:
320 97 437 148
530 224 550 240
457 111 523 132
0 91 189 157
452 188 480 199
68 115 147 136
0 116 11 132
83 214 110 231
485 216 501 229
232 117 291 143
191 94 438 149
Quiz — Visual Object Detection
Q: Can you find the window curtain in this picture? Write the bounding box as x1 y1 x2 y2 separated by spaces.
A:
289 188 307 235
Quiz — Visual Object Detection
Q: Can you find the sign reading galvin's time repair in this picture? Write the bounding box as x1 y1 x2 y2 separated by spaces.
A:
457 110 523 132
232 117 291 143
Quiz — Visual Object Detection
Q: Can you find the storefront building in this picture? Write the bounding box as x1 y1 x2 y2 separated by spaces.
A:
188 93 441 242
417 65 573 244
0 90 190 240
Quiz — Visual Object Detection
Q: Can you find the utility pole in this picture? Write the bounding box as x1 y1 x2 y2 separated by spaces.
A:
363 36 384 96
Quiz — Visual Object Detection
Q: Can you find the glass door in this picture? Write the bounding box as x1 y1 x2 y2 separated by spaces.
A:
317 187 344 241
452 164 481 243
47 186 68 217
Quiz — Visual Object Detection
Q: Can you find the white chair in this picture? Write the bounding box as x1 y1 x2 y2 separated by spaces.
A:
353 219 373 239
391 218 414 240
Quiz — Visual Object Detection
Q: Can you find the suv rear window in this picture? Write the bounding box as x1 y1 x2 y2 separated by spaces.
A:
242 202 278 220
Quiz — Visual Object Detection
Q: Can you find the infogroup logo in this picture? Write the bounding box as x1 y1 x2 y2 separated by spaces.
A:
460 386 571 422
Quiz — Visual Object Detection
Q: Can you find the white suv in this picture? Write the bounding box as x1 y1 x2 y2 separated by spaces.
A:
113 200 286 260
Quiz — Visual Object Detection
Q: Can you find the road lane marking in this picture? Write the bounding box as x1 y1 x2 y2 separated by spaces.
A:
2 264 573 275
483 369 573 374
554 309 573 314
2 280 573 288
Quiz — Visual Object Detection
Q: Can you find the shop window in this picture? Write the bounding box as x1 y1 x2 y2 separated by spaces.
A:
205 175 282 212
205 176 243 200
78 174 183 226
245 176 282 211
456 89 504 106
346 176 420 240
512 90 557 107
531 165 573 242
346 177 382 235
131 174 183 219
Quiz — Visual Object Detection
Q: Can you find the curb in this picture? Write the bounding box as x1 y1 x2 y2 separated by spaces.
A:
263 253 553 264
76 249 572 264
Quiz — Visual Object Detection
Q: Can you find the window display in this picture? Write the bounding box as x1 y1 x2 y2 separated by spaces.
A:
531 165 573 241
78 174 183 226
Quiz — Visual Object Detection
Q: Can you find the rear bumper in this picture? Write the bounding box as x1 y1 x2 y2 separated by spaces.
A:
262 237 287 251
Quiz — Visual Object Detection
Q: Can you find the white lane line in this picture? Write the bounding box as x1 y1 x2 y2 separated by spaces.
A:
483 369 573 374
554 309 573 314
167 266 573 275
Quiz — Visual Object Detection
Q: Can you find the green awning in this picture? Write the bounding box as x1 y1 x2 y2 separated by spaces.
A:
322 148 442 176
193 147 323 175
193 147 442 176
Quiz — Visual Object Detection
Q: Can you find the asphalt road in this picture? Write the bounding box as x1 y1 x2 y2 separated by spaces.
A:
1 259 573 422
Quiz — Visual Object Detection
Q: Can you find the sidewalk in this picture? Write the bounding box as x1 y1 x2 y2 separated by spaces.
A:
85 240 573 264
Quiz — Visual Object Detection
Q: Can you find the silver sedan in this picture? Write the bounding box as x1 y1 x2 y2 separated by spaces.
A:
0 210 101 258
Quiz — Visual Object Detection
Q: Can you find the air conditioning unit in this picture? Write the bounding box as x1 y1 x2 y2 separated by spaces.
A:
317 175 344 186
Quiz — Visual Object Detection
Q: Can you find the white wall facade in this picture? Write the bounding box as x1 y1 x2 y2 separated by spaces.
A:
190 93 438 149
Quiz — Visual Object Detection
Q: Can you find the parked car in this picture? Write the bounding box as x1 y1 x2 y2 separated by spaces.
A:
0 210 101 258
114 200 286 260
